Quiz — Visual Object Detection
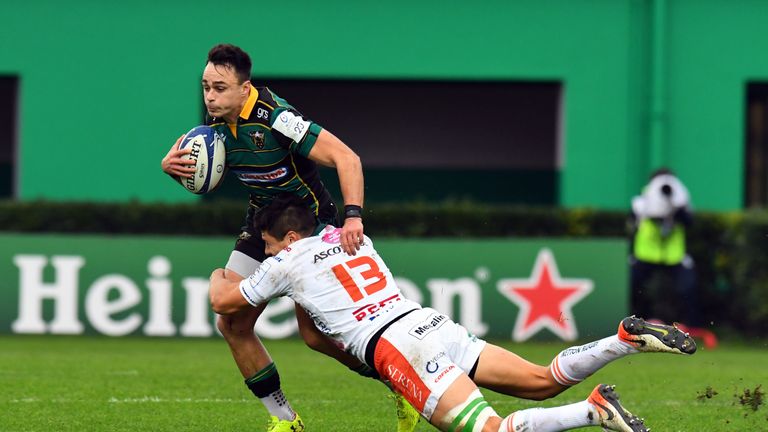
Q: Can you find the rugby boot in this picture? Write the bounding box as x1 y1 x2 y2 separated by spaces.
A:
618 315 697 355
391 392 420 432
587 384 649 432
266 414 305 432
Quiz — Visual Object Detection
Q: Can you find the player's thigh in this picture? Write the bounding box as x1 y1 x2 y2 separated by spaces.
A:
374 309 481 419
416 308 486 374
226 207 268 279
472 343 561 398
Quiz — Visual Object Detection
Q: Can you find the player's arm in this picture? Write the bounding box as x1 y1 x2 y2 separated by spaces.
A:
160 135 196 180
210 257 288 315
307 129 365 256
270 107 364 255
209 268 251 315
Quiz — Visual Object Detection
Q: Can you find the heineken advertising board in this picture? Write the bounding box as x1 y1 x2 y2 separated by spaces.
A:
0 234 627 341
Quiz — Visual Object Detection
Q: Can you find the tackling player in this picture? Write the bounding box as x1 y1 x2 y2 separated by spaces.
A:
209 194 697 432
161 44 418 431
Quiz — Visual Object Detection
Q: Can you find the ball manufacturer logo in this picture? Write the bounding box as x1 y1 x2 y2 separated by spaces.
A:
182 135 208 192
188 139 201 160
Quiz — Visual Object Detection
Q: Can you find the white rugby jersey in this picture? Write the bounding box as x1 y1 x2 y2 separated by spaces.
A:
239 225 420 360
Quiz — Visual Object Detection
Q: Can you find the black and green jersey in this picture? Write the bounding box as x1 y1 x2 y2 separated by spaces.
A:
207 85 333 215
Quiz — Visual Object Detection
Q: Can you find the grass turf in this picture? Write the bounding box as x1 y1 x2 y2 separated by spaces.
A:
0 335 766 431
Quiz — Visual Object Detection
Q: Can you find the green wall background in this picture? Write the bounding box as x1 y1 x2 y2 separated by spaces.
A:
0 0 765 210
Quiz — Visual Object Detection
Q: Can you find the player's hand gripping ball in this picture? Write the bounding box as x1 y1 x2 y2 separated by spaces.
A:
178 126 226 194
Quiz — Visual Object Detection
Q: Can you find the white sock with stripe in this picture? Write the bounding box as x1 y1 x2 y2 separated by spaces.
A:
549 336 638 386
499 401 599 432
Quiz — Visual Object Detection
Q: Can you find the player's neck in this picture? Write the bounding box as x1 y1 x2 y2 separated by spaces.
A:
223 112 239 124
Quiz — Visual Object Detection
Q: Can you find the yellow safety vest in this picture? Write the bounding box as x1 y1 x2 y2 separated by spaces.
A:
633 218 686 265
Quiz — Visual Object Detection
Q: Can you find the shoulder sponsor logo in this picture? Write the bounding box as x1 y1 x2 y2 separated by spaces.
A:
273 110 311 143
256 107 270 120
322 228 342 244
237 167 288 183
313 246 343 263
248 130 265 149
408 313 448 339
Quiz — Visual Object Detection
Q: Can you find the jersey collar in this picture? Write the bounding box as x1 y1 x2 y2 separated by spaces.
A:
313 223 329 236
239 84 259 120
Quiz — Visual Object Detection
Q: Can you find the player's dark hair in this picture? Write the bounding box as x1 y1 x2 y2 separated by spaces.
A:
257 194 317 239
207 44 252 84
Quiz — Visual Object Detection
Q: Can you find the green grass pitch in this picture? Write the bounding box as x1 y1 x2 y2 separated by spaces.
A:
1 335 765 431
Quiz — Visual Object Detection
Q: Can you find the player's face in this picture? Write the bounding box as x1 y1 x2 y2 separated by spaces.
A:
262 231 292 257
201 62 249 122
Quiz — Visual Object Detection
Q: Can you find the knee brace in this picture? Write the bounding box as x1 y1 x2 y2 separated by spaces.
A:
441 389 497 432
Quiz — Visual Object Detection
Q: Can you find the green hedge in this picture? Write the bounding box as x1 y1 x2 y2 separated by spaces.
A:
0 200 765 336
0 200 629 236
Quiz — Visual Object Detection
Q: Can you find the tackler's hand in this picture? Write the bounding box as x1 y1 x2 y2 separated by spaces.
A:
341 217 364 256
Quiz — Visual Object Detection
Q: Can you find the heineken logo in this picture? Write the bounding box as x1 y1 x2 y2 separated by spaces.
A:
498 249 593 341
2 236 616 341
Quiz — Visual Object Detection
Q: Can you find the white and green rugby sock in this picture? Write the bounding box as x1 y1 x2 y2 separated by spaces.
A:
244 363 296 421
501 401 598 432
549 336 637 385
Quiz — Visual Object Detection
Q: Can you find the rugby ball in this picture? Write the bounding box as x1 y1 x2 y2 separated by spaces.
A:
178 126 226 194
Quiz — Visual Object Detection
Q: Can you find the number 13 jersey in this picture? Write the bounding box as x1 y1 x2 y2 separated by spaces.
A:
238 225 421 360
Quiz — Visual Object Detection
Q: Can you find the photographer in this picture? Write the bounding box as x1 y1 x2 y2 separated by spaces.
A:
629 168 700 327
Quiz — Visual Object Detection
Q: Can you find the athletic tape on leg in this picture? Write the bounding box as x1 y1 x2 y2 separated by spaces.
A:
444 389 498 432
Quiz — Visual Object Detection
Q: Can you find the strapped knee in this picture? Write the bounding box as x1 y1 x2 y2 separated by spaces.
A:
441 389 497 432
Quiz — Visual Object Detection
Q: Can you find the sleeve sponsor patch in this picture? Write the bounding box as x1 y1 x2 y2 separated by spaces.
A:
273 110 311 143
239 261 273 306
248 261 271 288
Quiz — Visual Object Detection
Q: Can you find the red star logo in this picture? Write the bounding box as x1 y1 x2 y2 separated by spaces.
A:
497 249 592 341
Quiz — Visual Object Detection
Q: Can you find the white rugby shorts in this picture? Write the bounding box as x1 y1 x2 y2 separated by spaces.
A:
372 307 486 420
